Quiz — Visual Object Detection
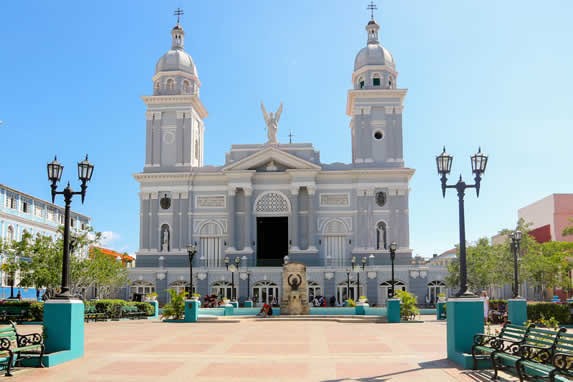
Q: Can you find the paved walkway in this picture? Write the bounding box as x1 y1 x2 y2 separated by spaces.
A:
14 316 518 381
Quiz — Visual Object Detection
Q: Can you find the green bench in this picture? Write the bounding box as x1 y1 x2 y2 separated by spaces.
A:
0 309 29 324
0 322 44 376
516 330 573 382
121 305 147 320
84 306 106 322
492 326 565 381
472 323 534 370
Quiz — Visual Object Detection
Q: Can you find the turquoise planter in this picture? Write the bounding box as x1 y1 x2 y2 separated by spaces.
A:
387 298 400 323
508 299 527 326
446 298 484 368
184 299 200 322
437 302 446 320
244 300 253 308
224 304 234 316
43 299 84 366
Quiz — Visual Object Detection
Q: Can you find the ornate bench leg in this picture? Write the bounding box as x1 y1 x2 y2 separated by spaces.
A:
5 351 14 377
38 344 45 368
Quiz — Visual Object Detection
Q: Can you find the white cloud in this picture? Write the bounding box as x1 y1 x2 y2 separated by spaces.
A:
100 231 121 247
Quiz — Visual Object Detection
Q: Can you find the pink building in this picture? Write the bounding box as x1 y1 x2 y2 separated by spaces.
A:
518 194 573 243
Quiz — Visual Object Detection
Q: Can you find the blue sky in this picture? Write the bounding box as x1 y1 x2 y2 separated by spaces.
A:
1 1 572 257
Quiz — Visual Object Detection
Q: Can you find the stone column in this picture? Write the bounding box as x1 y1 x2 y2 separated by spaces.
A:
307 186 316 249
227 188 236 250
244 187 253 251
366 189 374 249
290 186 299 250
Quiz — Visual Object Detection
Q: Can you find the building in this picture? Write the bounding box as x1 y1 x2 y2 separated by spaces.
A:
518 194 573 243
0 183 91 298
90 247 135 267
129 11 449 306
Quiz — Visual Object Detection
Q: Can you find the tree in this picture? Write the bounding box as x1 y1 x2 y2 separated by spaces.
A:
562 218 573 237
71 248 128 299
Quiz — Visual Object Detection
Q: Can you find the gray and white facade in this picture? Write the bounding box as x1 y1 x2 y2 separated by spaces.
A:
130 17 449 306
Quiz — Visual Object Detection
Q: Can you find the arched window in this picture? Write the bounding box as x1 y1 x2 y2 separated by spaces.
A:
169 280 191 296
308 281 321 301
372 73 381 87
131 280 155 296
426 280 447 304
199 221 224 267
252 280 279 305
358 77 365 89
166 78 174 91
337 280 358 303
211 280 234 300
379 280 406 305
388 76 394 89
376 221 387 250
322 219 349 267
183 80 190 93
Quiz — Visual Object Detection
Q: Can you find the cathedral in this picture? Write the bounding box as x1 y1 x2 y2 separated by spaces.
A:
129 11 448 306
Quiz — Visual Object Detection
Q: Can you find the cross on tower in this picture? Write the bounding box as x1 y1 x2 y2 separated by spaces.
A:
174 8 184 24
367 1 377 20
288 130 295 144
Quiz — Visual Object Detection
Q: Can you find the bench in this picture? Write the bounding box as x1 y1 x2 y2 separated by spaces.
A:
84 306 106 322
121 305 147 320
492 326 565 380
517 330 573 382
472 323 534 370
0 322 44 376
0 310 29 324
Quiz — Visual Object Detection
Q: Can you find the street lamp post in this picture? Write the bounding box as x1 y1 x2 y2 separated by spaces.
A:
346 269 351 301
224 256 241 301
241 255 250 300
436 147 488 297
389 242 397 298
47 155 94 299
510 230 522 298
187 243 197 296
351 256 371 298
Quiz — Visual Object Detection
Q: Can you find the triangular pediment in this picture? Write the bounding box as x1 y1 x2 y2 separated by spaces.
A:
222 147 321 172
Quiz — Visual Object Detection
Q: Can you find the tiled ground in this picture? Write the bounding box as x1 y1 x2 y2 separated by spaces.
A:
12 316 518 381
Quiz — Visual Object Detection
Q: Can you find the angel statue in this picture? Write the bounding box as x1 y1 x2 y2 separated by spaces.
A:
261 102 283 144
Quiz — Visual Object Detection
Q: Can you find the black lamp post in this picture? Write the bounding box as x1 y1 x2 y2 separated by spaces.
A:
389 242 397 298
510 230 522 298
241 255 250 300
351 256 370 298
186 243 197 296
346 269 351 300
436 147 488 297
47 155 94 299
224 256 241 301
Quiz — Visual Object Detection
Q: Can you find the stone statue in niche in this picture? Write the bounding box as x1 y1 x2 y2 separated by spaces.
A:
161 224 170 252
281 262 309 315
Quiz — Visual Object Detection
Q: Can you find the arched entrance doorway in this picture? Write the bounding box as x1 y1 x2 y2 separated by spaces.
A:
254 192 290 266
336 280 358 304
252 280 279 306
211 281 234 299
379 280 406 306
426 280 447 304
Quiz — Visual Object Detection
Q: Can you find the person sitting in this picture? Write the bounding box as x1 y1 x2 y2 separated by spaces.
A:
257 302 271 317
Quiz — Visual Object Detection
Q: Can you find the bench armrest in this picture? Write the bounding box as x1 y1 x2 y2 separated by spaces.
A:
0 338 12 352
17 332 43 347
491 338 523 354
552 352 573 371
473 334 497 346
518 344 552 363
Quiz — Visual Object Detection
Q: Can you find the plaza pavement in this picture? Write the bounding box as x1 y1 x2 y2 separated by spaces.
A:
13 316 519 382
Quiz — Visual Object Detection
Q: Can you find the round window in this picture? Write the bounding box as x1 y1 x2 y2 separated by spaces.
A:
374 130 384 140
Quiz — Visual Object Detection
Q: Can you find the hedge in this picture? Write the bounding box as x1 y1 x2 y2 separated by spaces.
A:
527 302 571 325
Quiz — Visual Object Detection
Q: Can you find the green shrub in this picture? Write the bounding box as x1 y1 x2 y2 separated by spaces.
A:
489 299 508 311
161 289 186 320
527 303 570 325
29 302 44 321
396 290 419 320
94 299 128 319
134 302 155 316
346 298 356 307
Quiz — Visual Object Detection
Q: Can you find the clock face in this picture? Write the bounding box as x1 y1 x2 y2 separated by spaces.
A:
375 191 387 207
160 195 171 210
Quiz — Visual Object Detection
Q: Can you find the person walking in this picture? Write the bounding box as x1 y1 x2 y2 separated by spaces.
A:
482 290 489 323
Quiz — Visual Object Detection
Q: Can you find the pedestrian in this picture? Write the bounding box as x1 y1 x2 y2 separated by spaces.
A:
16 291 22 301
482 290 489 323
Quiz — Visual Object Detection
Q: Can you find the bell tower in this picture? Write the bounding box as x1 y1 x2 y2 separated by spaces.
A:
142 12 207 173
346 12 407 168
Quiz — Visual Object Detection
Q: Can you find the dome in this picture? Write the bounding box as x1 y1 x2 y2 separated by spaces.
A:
155 49 197 76
354 44 394 71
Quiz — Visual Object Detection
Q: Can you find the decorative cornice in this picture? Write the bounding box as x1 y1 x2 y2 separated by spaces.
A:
141 95 208 119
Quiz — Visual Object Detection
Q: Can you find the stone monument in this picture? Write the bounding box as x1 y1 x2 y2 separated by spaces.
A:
281 262 310 315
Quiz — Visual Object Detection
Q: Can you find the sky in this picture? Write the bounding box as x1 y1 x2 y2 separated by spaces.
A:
1 1 572 258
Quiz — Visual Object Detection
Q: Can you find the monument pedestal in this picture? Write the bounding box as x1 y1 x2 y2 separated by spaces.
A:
184 299 200 322
508 299 527 325
387 298 401 323
42 299 84 367
446 297 484 368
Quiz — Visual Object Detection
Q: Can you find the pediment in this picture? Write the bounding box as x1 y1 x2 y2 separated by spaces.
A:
222 147 321 172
